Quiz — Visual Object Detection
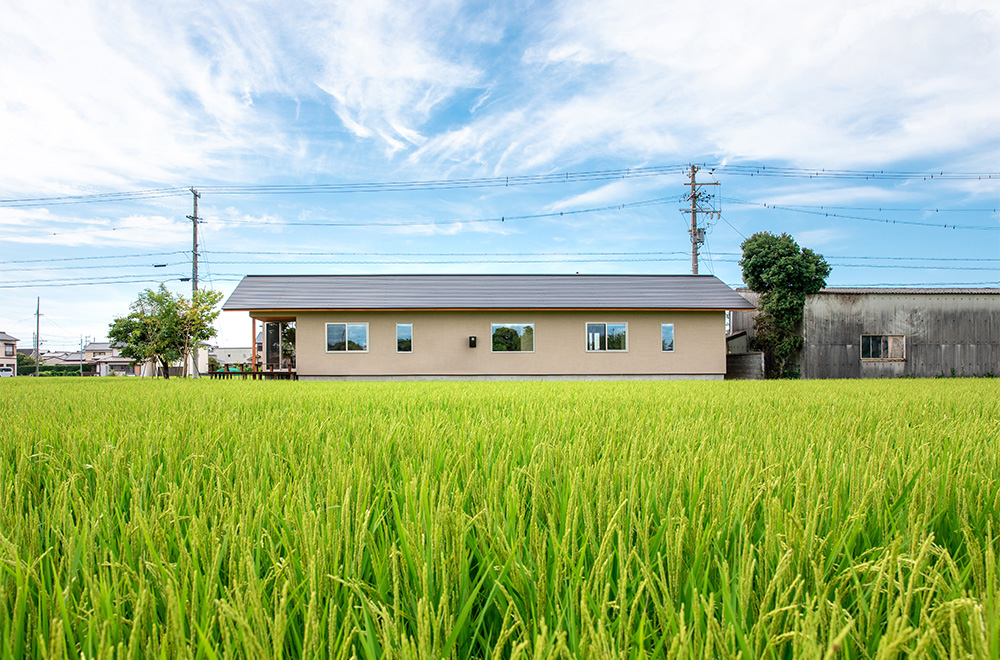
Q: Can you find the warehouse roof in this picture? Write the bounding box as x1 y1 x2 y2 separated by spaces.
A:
223 274 756 311
817 287 1000 295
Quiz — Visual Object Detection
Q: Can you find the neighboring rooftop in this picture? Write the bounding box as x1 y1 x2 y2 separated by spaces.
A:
817 287 1000 295
737 287 1000 296
0 331 19 342
85 342 113 351
223 274 757 311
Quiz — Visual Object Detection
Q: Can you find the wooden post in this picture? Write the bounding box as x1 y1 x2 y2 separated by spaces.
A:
251 317 257 377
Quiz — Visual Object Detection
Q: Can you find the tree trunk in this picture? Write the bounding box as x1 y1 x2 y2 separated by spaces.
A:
160 357 171 379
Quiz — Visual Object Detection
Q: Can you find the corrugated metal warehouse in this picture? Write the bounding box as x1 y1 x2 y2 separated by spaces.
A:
730 288 1000 379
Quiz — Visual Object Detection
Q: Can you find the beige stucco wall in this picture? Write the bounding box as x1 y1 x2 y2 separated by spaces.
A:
288 310 727 378
1 341 17 370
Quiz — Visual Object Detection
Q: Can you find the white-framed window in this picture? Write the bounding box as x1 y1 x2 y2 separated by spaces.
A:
861 335 905 361
661 324 675 352
326 323 369 353
396 323 412 353
491 323 534 352
586 322 627 352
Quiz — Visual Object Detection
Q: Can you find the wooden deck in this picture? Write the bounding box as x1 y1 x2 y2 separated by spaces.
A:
207 365 297 380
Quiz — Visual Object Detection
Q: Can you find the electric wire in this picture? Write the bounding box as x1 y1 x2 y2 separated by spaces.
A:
2 163 996 208
723 198 998 230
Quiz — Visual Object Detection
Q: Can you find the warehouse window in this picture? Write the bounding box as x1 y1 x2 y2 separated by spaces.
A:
326 323 368 353
861 335 905 361
661 324 674 352
396 323 412 353
586 322 627 351
491 323 534 352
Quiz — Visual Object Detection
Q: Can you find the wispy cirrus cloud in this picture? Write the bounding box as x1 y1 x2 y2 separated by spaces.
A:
413 0 1000 172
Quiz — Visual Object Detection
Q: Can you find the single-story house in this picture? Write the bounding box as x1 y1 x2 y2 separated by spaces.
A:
94 354 142 377
729 287 1000 378
210 346 255 367
222 274 756 380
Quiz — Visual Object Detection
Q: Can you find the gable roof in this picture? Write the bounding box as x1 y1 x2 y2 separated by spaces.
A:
0 332 19 342
85 342 113 351
223 274 756 311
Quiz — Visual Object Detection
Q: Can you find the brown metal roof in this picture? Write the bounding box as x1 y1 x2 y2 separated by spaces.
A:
223 274 756 312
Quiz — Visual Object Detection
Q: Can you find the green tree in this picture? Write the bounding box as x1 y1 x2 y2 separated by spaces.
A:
108 285 223 379
16 351 35 375
740 232 831 378
492 326 521 351
178 289 224 376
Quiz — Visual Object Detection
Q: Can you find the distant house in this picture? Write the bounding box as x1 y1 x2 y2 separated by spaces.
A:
0 332 19 375
210 346 254 367
84 341 115 361
729 288 1000 378
222 274 755 380
94 355 142 376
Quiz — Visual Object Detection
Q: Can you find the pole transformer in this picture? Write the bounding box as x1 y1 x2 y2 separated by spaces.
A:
685 165 720 275
187 188 201 295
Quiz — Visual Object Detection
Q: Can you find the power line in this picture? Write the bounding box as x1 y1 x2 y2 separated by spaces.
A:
9 250 996 274
5 197 683 238
3 163 996 208
4 262 187 273
0 187 189 208
0 167 691 208
208 197 683 229
724 198 999 231
0 250 187 265
716 165 998 181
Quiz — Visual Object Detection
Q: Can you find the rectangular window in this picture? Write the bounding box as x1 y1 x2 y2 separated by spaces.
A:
3 344 12 357
661 324 675 352
491 323 534 352
396 323 412 353
586 322 627 352
326 323 369 352
861 335 905 361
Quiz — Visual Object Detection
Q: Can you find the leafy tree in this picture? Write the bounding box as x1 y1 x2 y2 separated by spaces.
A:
108 285 223 379
178 289 224 376
16 351 35 375
492 326 521 351
740 232 831 378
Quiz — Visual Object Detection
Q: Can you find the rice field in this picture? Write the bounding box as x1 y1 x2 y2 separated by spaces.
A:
0 378 998 659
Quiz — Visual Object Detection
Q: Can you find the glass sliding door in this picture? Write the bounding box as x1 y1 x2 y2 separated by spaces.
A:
264 321 296 368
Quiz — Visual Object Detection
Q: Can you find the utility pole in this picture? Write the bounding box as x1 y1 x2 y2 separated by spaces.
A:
34 297 40 377
685 164 720 275
187 188 201 296
186 188 202 378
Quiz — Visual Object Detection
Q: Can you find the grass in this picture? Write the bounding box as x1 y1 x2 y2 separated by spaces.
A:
0 378 998 659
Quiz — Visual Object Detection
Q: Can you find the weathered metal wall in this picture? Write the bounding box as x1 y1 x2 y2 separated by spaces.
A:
801 292 1000 379
725 352 764 380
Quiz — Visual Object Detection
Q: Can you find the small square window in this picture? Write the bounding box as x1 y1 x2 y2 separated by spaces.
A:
586 323 627 352
861 335 905 361
661 324 674 352
396 323 412 353
326 323 368 352
491 323 534 352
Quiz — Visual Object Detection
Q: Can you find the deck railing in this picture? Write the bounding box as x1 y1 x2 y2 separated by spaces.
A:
207 364 297 380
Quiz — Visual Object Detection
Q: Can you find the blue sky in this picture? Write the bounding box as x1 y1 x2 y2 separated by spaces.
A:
1 0 998 348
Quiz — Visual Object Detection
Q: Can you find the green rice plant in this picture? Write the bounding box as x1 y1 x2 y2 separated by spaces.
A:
0 378 997 658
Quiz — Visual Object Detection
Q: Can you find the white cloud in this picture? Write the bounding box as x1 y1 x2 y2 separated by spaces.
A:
309 1 481 153
415 0 1000 171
